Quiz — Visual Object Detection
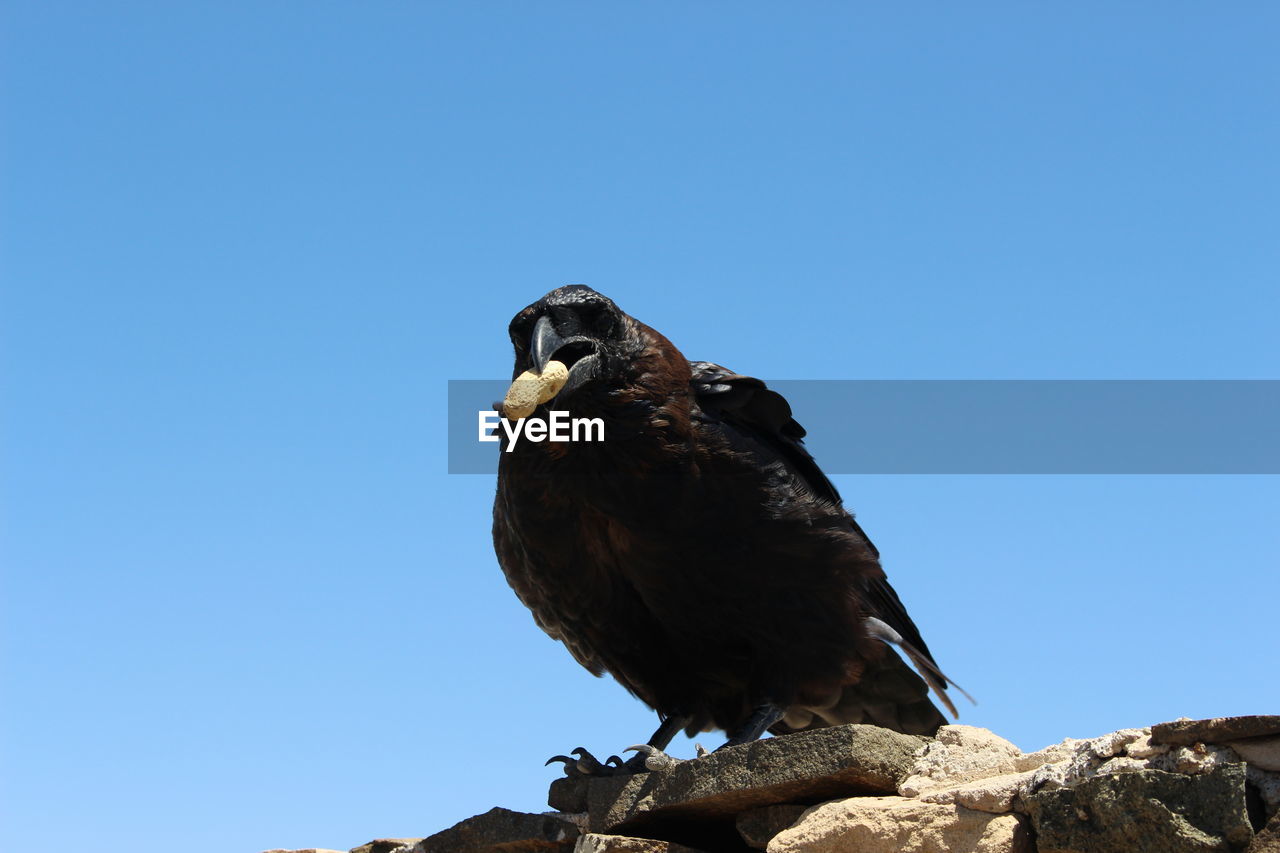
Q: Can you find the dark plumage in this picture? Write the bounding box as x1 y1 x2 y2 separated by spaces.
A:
492 285 964 755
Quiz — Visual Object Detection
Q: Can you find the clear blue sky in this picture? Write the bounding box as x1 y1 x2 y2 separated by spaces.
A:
2 4 1277 852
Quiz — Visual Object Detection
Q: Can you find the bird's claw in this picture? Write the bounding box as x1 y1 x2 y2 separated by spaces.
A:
624 743 681 772
546 742 690 777
545 747 633 777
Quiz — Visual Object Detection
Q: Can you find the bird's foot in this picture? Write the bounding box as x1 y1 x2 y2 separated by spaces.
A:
545 743 689 777
545 747 630 777
624 743 682 772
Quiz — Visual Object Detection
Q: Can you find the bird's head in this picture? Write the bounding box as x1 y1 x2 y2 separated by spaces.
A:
505 285 643 406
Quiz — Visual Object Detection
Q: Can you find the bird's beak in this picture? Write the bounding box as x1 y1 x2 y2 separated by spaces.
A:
531 315 567 373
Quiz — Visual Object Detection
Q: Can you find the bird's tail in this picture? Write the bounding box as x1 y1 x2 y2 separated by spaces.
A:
772 619 974 737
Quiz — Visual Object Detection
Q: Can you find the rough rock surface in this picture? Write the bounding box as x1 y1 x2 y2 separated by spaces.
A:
350 841 421 853
573 834 707 852
1153 717 1280 747
1232 738 1280 773
1250 766 1280 817
1026 764 1254 853
735 805 808 850
267 717 1280 853
899 724 1252 816
550 775 592 813
899 725 1025 796
412 807 581 852
586 724 925 835
767 796 1033 853
1248 810 1280 853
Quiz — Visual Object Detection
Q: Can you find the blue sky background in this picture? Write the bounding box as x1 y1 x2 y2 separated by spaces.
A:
3 3 1277 852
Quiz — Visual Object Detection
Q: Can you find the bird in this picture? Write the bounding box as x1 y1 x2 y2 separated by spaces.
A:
491 284 968 773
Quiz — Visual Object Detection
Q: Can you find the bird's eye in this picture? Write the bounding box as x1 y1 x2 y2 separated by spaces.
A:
591 310 616 336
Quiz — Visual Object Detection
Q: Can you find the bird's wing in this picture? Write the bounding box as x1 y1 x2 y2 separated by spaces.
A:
688 361 846 504
689 361 969 715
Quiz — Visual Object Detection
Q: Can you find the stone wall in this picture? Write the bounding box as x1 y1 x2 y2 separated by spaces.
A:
264 715 1280 853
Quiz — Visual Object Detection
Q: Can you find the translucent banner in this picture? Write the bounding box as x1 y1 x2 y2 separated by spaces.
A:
448 380 1279 474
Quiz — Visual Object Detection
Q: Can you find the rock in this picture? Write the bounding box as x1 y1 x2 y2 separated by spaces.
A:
572 834 707 852
1247 809 1280 853
1231 738 1280 773
919 770 1032 814
766 796 1033 853
1026 764 1254 853
1153 717 1280 747
412 807 581 852
901 726 1178 812
350 841 421 853
1164 744 1245 776
918 740 1246 817
1016 740 1079 771
550 775 592 813
1127 733 1172 760
1249 766 1280 818
899 725 1024 797
900 726 1202 815
735 805 808 849
586 724 926 838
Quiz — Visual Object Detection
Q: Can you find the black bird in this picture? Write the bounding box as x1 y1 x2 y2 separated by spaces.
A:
492 285 967 772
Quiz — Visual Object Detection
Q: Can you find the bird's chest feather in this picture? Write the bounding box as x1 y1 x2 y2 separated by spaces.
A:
495 394 850 627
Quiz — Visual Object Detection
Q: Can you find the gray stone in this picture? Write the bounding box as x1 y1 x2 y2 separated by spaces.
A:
585 724 927 837
550 775 592 813
350 841 421 853
734 805 808 850
573 834 707 852
413 807 580 852
1026 764 1254 853
1153 717 1280 747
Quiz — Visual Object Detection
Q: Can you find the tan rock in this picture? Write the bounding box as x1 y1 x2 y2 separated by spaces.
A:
902 725 1257 819
767 796 1033 853
899 725 1023 796
1228 736 1280 772
1126 733 1172 760
1014 740 1076 772
901 726 1183 814
900 726 1158 805
919 770 1035 814
1163 743 1242 775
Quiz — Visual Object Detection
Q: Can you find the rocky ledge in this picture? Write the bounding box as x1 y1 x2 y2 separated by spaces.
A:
264 714 1280 853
